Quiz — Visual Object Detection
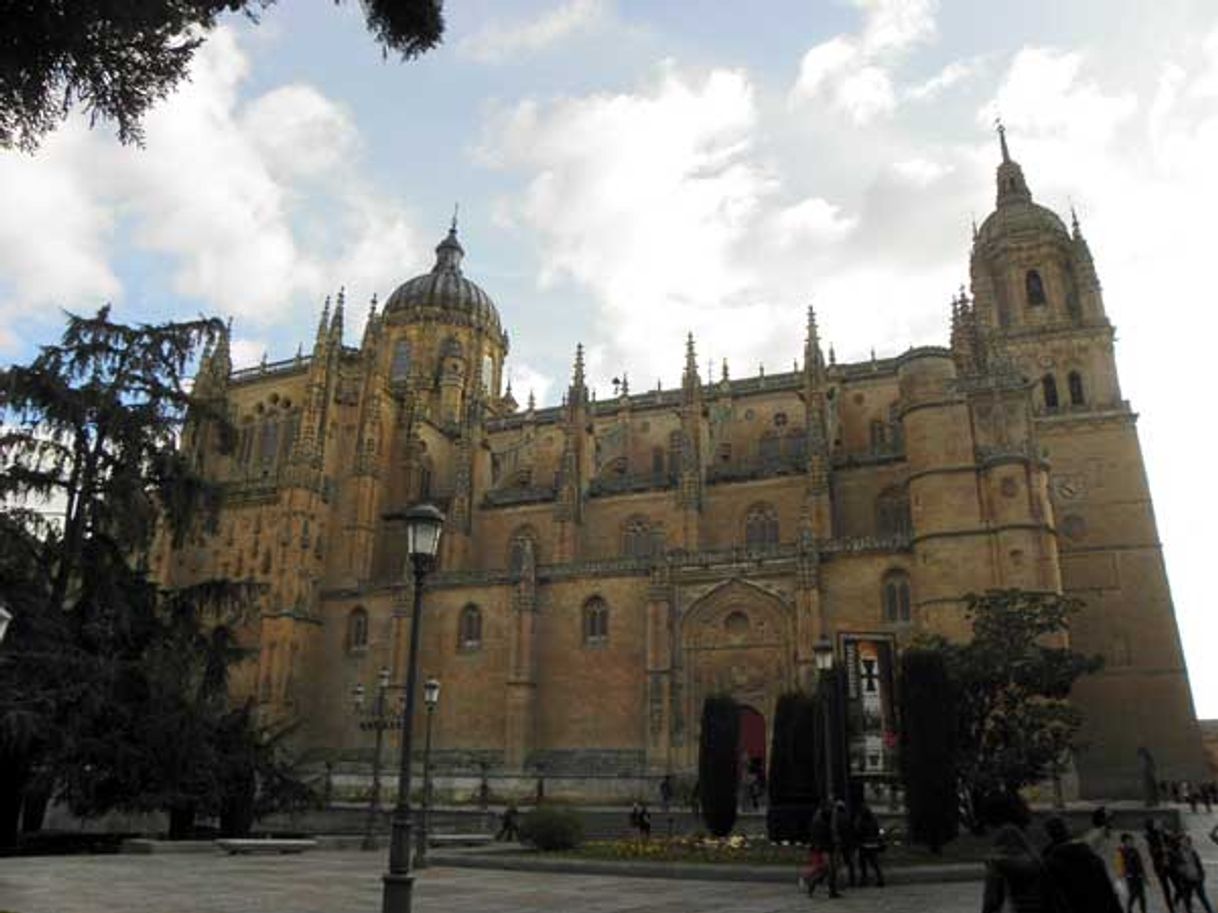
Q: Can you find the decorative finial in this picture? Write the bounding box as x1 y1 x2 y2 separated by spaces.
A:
368 291 378 318
528 389 536 411
451 202 459 234
829 344 836 365
721 358 729 382
573 343 585 387
1070 201 1081 236
971 214 978 241
996 116 1010 163
870 346 877 362
621 372 629 396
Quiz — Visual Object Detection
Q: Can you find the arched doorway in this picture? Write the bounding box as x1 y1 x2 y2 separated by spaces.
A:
738 704 766 774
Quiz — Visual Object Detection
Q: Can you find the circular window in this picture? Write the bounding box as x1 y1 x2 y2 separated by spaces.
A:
1000 477 1018 498
744 409 755 420
773 412 788 427
1061 514 1086 541
724 611 749 634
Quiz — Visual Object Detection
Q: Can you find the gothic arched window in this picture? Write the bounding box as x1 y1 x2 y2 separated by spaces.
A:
1042 374 1059 411
623 515 653 559
458 604 482 651
786 428 807 463
883 572 912 623
508 526 538 575
869 419 886 452
744 503 779 550
1068 371 1085 407
583 597 609 646
1026 269 1047 306
390 340 412 382
347 607 369 652
759 430 780 464
482 354 494 394
876 486 911 537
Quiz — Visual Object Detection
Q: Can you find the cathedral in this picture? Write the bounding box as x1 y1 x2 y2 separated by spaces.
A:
158 132 1206 800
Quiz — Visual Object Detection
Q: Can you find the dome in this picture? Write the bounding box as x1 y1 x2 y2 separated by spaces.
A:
382 224 504 340
977 199 1070 246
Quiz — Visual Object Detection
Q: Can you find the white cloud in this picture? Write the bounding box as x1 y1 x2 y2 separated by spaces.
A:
0 26 426 351
504 361 555 410
906 58 980 100
771 197 858 246
790 0 938 123
458 0 608 63
890 157 952 186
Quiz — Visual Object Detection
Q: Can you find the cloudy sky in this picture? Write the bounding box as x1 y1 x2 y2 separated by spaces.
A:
2 0 1217 713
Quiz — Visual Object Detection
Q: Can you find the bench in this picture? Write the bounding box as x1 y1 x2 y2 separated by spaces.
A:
215 838 319 855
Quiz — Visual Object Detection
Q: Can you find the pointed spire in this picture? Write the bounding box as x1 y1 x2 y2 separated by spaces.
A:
433 212 465 274
1070 203 1082 237
316 295 331 342
683 332 698 384
573 343 585 387
330 286 345 340
721 358 729 382
829 344 836 366
527 389 536 412
971 214 979 242
620 372 629 397
361 292 379 348
997 117 1010 163
212 315 232 375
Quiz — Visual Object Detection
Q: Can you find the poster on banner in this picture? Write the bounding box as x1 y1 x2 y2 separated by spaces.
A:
837 632 898 778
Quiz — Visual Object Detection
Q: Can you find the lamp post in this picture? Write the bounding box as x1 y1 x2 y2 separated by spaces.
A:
353 666 396 851
813 638 836 804
414 677 441 869
381 502 444 913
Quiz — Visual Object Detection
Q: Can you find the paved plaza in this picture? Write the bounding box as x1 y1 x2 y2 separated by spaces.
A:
1 813 1215 913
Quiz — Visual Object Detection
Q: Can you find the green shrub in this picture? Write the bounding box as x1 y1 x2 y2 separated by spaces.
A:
766 691 819 843
698 694 739 837
519 806 584 850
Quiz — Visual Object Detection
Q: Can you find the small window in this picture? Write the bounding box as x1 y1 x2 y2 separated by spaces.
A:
1068 371 1085 406
347 607 369 652
744 503 779 550
482 354 494 394
876 486 911 537
623 516 653 559
258 420 280 463
391 340 412 382
759 431 780 463
1026 269 1047 306
869 419 886 451
583 597 609 646
883 574 912 623
651 447 665 477
786 428 807 463
458 604 482 651
508 527 538 575
1042 374 1059 411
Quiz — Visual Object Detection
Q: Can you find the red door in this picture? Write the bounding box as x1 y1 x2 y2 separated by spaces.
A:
738 705 766 772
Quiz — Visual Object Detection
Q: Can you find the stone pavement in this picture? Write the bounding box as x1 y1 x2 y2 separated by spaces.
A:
1 809 1215 913
0 852 979 913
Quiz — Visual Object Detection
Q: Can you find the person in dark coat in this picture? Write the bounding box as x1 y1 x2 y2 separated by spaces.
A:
806 803 842 898
854 802 885 887
495 802 520 841
981 825 1058 913
1042 816 1122 913
1172 834 1215 913
1147 818 1179 912
833 799 857 888
1118 832 1149 913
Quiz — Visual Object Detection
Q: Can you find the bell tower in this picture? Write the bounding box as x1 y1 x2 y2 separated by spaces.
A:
970 127 1205 796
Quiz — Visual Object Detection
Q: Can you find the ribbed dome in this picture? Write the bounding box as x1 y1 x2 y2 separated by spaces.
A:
383 224 504 338
977 200 1070 245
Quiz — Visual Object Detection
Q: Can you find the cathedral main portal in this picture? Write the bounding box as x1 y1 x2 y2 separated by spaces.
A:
678 579 796 767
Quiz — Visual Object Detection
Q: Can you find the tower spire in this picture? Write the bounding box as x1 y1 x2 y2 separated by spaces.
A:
683 332 698 386
316 295 331 343
997 117 1010 163
330 286 345 340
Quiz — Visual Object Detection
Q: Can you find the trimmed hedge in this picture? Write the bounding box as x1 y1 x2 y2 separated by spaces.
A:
766 691 820 843
519 806 584 851
699 694 740 837
899 648 959 851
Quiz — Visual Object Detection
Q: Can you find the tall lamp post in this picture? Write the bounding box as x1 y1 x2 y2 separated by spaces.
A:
414 677 441 869
813 639 836 804
353 667 397 851
381 503 444 913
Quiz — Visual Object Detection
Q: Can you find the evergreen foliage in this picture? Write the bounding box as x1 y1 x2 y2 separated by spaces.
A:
698 694 739 837
0 0 445 151
519 806 584 850
766 691 819 842
899 648 958 851
0 308 307 845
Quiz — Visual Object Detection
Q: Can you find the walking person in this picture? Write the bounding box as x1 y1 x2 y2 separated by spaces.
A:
495 802 520 841
854 802 885 887
637 802 652 842
1173 834 1215 913
659 774 673 813
981 825 1058 913
1116 832 1149 913
805 803 842 898
1042 816 1122 913
1147 818 1179 913
832 799 857 888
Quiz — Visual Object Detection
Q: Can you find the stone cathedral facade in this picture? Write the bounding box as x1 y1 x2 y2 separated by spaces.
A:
158 136 1205 799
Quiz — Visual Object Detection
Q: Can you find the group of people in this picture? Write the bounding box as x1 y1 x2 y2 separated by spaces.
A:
1165 780 1218 815
799 800 886 898
982 812 1215 913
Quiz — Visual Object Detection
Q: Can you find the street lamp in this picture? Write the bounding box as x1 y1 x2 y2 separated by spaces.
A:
813 638 836 805
381 503 444 913
414 677 441 869
0 602 11 643
353 666 396 851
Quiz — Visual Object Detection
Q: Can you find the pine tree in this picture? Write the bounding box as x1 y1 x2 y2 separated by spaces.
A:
766 691 819 842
